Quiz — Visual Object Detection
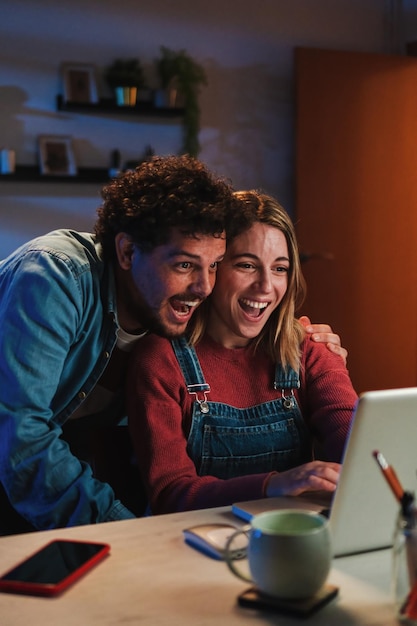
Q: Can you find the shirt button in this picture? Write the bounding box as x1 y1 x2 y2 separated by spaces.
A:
104 351 110 359
78 391 87 400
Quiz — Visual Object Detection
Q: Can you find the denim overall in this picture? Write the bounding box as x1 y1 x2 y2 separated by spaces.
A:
171 337 312 480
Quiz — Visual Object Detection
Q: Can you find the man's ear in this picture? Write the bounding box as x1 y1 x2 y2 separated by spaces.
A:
115 233 135 270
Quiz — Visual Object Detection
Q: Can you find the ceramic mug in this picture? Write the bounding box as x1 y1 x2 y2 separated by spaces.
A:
224 509 332 599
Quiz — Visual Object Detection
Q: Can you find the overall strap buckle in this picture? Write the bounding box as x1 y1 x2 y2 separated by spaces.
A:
273 363 299 410
281 388 296 410
187 383 211 414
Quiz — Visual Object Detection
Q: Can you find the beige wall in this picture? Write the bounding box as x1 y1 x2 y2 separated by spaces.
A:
0 0 396 257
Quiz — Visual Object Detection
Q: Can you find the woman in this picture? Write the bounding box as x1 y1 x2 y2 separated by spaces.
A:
126 191 358 514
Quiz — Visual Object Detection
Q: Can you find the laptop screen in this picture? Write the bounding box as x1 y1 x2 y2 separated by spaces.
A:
232 387 417 557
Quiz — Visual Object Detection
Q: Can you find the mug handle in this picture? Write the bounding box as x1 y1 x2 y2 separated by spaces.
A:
224 526 252 583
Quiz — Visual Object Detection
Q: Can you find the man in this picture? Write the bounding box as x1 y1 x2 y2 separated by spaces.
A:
0 155 345 533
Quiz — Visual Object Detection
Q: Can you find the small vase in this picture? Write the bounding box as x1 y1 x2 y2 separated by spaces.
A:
154 77 185 109
115 86 137 106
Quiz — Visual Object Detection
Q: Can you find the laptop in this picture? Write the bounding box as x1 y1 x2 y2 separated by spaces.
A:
232 387 417 557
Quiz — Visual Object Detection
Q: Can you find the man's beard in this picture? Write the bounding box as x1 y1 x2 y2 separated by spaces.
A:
147 312 186 339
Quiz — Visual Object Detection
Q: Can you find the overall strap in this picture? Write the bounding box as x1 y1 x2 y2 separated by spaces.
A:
171 337 210 413
273 363 300 390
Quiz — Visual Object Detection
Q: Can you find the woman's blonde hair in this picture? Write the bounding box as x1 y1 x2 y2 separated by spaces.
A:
188 190 307 372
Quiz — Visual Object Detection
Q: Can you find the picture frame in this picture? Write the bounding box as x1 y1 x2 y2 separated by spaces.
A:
38 135 77 176
61 63 98 104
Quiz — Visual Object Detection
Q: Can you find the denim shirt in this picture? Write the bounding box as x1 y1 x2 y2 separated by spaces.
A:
0 229 135 529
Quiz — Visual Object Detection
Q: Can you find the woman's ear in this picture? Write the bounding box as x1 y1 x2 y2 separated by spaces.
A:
115 232 135 270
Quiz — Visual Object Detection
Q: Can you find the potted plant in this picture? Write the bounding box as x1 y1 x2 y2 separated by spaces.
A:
155 46 207 156
104 58 148 106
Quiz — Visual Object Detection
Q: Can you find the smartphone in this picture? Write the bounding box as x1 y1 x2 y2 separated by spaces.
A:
0 539 110 597
183 523 247 560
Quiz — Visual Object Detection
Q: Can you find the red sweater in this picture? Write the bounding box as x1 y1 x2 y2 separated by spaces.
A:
127 334 358 514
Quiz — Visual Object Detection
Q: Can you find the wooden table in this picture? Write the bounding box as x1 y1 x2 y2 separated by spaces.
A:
0 505 397 625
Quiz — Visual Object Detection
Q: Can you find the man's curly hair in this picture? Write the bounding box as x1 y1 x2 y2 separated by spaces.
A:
94 155 246 259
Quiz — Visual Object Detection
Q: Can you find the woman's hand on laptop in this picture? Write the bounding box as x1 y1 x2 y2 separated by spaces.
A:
264 461 342 497
299 316 347 365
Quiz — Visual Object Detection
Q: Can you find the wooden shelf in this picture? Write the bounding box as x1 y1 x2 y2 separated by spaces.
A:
0 95 184 184
0 165 110 183
56 95 184 118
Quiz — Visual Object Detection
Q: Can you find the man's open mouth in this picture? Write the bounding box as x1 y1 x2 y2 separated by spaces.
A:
170 298 201 316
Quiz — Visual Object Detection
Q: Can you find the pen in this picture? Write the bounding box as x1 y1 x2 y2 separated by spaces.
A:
372 450 405 503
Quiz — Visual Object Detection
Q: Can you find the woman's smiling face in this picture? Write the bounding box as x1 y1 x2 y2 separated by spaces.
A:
207 222 290 348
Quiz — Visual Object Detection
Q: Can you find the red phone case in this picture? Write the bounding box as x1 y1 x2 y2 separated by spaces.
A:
0 539 110 597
